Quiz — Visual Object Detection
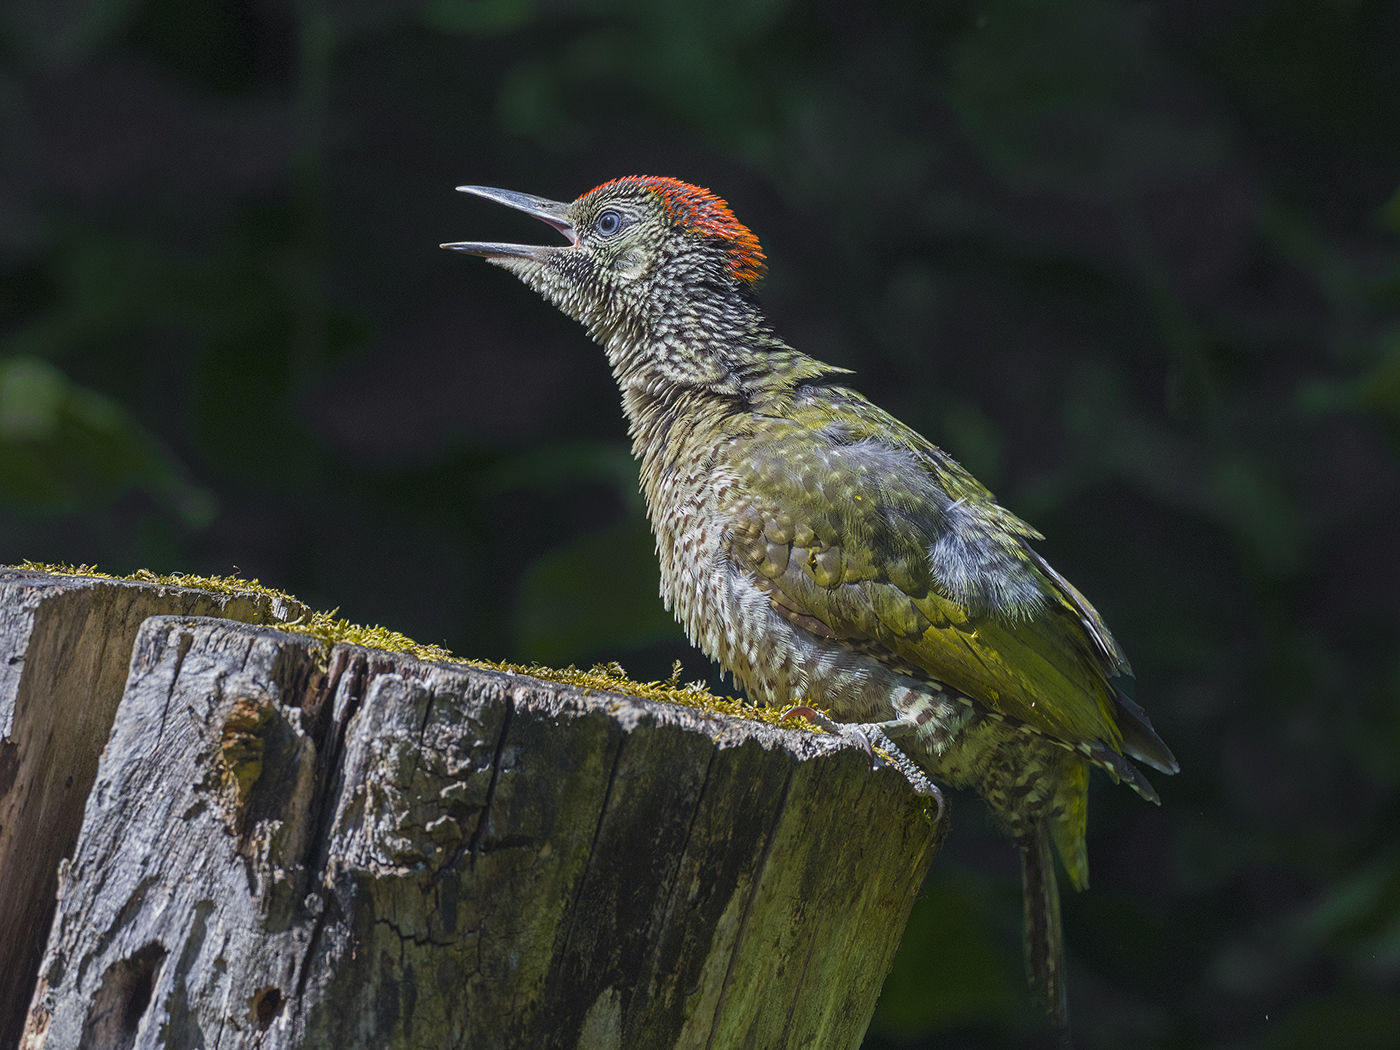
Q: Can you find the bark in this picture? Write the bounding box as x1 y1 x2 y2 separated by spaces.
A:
0 570 307 1050
4 573 943 1050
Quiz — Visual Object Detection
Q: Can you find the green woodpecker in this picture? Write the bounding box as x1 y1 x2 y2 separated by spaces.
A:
444 176 1177 1047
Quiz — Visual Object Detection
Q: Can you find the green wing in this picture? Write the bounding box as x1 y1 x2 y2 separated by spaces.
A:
725 384 1147 759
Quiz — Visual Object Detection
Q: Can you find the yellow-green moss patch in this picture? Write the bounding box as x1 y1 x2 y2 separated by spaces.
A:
17 561 819 730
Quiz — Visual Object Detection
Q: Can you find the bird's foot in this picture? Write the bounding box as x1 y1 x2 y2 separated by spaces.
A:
780 707 946 822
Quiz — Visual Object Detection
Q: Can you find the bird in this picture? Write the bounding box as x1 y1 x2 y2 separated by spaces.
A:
443 176 1178 1047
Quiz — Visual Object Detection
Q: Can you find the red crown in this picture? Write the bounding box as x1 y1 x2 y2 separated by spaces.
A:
584 176 767 284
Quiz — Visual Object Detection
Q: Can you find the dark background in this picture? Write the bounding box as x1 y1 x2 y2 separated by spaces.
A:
3 0 1399 1046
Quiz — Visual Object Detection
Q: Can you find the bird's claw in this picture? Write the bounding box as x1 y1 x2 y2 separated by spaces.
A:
861 724 947 823
780 706 947 823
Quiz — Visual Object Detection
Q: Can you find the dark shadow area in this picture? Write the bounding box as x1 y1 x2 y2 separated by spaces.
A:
80 942 166 1050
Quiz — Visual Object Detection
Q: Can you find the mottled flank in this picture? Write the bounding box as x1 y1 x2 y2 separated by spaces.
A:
448 176 1179 1047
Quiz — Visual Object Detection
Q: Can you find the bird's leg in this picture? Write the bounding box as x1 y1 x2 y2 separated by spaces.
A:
782 706 946 821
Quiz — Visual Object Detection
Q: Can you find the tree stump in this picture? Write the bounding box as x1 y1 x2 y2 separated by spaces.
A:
3 571 944 1050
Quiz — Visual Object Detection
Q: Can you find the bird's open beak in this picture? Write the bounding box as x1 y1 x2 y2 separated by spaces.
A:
440 186 576 260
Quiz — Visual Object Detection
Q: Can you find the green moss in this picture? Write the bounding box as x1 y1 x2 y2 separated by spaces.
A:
21 559 300 602
494 658 821 728
17 561 816 729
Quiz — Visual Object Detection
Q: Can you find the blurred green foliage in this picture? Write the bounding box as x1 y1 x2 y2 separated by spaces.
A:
1 0 1398 1046
876 869 1037 1036
0 355 213 520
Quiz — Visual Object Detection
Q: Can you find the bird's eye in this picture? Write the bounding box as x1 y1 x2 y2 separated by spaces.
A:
596 210 622 236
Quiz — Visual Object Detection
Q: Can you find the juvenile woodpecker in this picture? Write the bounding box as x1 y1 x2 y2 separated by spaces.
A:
444 176 1177 1046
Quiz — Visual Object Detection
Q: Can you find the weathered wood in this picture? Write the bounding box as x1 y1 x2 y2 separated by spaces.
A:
0 570 308 1050
18 613 942 1049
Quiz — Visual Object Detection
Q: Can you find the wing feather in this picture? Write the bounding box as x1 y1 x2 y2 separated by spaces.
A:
728 384 1159 761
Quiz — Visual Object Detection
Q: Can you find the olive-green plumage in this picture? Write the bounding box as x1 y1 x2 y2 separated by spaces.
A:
444 176 1178 1047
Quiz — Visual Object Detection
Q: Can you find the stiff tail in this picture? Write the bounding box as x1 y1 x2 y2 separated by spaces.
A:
1022 822 1073 1049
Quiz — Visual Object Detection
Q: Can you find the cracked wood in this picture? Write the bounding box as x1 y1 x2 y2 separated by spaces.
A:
8 585 943 1049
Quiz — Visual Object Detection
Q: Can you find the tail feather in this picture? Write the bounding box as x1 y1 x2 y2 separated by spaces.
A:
1113 684 1180 775
1023 823 1073 1049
